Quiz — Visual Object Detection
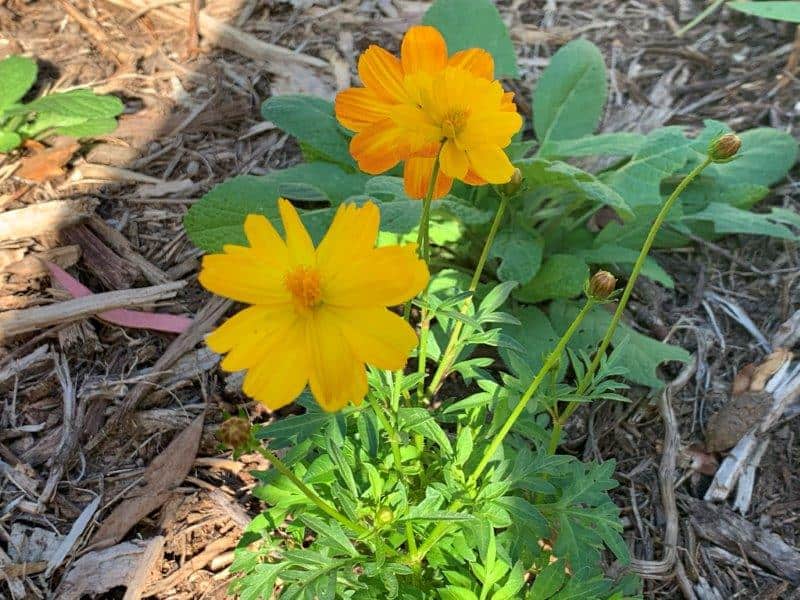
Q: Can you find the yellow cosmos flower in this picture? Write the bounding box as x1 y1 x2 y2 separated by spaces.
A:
334 25 522 199
199 199 429 412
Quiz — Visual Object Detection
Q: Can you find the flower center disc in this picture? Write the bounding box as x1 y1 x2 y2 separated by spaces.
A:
284 266 323 309
442 108 469 140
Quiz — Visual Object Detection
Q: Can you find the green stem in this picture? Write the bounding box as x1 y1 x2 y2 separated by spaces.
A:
258 446 397 557
675 0 726 37
409 299 596 564
368 395 404 475
550 157 714 451
427 193 511 396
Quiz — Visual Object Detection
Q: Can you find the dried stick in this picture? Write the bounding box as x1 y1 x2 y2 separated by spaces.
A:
87 216 171 285
0 198 97 241
0 280 185 342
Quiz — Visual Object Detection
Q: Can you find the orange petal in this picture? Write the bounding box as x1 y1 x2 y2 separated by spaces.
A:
358 45 407 103
401 25 448 74
501 91 517 112
335 87 392 132
403 157 453 199
462 169 485 186
448 48 494 79
349 119 407 174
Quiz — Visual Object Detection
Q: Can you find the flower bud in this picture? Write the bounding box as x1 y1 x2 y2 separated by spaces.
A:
376 506 394 525
708 133 741 163
501 168 523 196
217 416 251 449
588 270 617 300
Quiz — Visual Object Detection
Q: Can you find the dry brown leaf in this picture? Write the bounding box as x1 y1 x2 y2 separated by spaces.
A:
750 348 793 392
16 140 80 183
705 391 772 453
90 413 205 548
732 362 756 396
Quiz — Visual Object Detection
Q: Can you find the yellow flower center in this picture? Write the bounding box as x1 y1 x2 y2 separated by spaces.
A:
442 108 470 140
284 265 323 309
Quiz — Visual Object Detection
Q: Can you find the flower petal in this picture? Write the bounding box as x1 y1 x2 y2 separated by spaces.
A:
401 25 448 74
278 198 315 265
334 87 392 132
199 249 289 305
216 308 293 372
359 45 407 103
324 245 429 308
241 316 310 411
349 119 407 174
403 157 453 199
244 214 289 267
463 169 485 186
440 139 469 179
327 306 418 370
317 201 380 274
460 109 523 148
465 145 515 183
307 309 367 411
448 48 494 79
389 104 441 152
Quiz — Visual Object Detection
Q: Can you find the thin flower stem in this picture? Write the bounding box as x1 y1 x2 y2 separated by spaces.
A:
549 157 714 453
368 395 404 476
675 0 726 37
427 192 511 396
257 445 398 557
409 299 595 565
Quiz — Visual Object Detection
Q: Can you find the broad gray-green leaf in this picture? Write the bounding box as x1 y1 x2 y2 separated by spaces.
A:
489 225 544 283
514 254 588 303
53 117 119 138
499 305 560 378
518 159 632 219
578 244 673 288
729 1 800 22
533 39 607 145
712 128 798 187
6 88 123 119
423 0 518 78
0 55 37 112
684 203 799 240
262 95 354 167
0 131 22 153
605 127 692 207
550 300 690 388
540 132 645 159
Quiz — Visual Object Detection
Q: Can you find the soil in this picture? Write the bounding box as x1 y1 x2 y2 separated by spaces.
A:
1 1 799 599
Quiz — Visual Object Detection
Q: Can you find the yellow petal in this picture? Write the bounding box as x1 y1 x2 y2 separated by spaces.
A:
244 214 289 266
349 119 407 174
401 25 448 75
465 145 515 184
207 305 276 355
460 109 523 148
327 306 417 370
278 198 315 265
324 245 429 308
218 308 294 372
199 250 289 305
358 45 407 103
317 202 379 275
334 87 392 132
241 316 310 411
448 48 494 79
403 157 453 199
307 309 367 411
440 139 469 179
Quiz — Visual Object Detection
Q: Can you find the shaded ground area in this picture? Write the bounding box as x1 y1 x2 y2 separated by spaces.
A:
0 0 798 598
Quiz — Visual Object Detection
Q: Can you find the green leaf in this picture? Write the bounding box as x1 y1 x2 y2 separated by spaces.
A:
518 159 632 219
489 225 544 283
514 254 588 303
52 117 119 138
578 244 673 288
297 514 359 557
7 88 123 119
713 127 798 188
684 203 799 240
0 55 37 112
261 95 354 167
499 305 559 377
540 132 645 159
439 586 479 600
254 401 334 449
533 40 607 145
0 131 22 153
398 407 453 455
423 0 518 78
605 127 692 207
455 427 474 467
530 559 566 599
549 300 690 388
729 1 800 22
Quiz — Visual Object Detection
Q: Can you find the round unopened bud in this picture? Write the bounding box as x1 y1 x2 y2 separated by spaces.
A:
588 270 617 300
708 133 741 163
501 168 523 196
217 416 251 449
376 506 394 525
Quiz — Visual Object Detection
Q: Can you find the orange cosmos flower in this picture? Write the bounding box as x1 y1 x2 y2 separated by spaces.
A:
335 25 522 199
199 200 429 412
